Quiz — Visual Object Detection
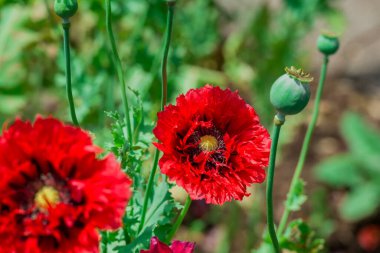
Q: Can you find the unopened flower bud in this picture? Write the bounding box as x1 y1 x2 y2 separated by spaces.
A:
317 32 340 56
54 0 78 20
270 66 312 115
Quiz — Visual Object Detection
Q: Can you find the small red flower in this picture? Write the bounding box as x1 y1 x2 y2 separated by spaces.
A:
0 117 132 253
141 237 195 253
153 85 270 205
358 225 380 251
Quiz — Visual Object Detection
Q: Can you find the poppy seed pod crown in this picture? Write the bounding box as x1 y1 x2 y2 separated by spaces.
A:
270 66 312 115
317 33 340 55
54 0 78 19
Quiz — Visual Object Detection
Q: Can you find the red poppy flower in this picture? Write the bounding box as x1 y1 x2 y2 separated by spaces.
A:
153 85 270 205
0 117 132 253
141 237 195 253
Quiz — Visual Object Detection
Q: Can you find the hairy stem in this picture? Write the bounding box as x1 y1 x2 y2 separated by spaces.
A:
62 20 79 126
138 149 160 233
105 0 133 146
138 1 176 233
160 1 175 110
266 114 285 253
277 56 329 236
165 195 192 243
139 2 175 232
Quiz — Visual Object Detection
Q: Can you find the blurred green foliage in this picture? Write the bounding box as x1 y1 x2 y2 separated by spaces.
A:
0 0 343 128
285 179 307 212
280 219 325 253
0 0 344 252
315 112 380 221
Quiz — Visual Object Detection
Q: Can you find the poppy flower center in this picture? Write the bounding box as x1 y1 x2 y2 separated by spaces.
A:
34 186 60 210
199 135 218 151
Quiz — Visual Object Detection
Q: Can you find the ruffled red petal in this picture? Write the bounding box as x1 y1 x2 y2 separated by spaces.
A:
0 117 132 252
153 85 270 205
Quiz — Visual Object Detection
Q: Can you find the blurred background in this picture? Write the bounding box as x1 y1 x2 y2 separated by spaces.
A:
0 0 379 252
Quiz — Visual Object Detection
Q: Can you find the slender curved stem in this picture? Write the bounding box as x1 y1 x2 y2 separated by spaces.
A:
165 195 192 243
277 56 329 236
138 149 160 232
160 1 175 110
101 232 109 253
105 0 133 146
62 20 79 126
266 114 284 253
138 1 176 233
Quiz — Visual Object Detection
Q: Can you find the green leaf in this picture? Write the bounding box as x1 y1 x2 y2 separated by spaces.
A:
252 243 275 253
286 179 307 211
117 226 154 253
314 154 364 187
120 180 181 252
341 112 380 157
314 112 380 221
357 153 380 179
340 183 380 221
144 180 182 240
280 219 325 253
100 230 125 253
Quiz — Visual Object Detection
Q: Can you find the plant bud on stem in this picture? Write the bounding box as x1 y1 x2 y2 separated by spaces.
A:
54 0 79 126
270 66 312 116
54 0 78 19
317 32 340 56
266 67 312 253
278 34 339 236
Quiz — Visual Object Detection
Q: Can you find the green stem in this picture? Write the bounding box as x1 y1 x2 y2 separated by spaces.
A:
62 20 79 126
266 114 285 253
101 232 109 253
277 56 329 236
160 1 175 110
138 149 160 233
165 195 192 243
105 0 133 147
138 1 176 233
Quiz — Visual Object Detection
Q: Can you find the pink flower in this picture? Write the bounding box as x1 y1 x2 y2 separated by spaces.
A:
141 237 195 253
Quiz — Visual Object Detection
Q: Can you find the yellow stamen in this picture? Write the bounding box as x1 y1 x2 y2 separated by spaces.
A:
199 135 218 152
34 186 60 210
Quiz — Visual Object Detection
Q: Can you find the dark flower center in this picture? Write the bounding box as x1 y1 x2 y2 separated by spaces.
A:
179 121 228 172
9 160 77 213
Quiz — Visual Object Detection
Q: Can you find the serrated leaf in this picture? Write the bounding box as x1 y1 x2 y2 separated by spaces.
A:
144 180 181 230
117 226 154 253
286 179 307 211
121 179 180 252
100 230 125 253
314 154 363 187
315 112 380 221
280 219 325 253
341 112 380 157
340 183 380 221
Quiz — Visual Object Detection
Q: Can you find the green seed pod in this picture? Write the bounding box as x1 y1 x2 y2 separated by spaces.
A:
317 33 340 55
54 0 78 19
270 66 312 115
